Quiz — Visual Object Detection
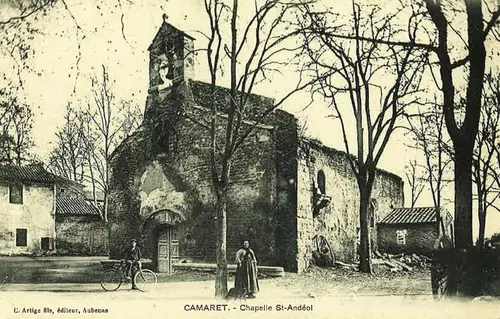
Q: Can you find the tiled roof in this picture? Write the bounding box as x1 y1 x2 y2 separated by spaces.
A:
379 207 453 224
56 197 101 216
0 164 59 184
0 165 84 191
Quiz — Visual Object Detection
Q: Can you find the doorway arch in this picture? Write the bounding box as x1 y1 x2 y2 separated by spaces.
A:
141 209 185 273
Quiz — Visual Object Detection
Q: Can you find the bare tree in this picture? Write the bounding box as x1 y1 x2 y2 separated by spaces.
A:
305 0 500 255
0 1 56 27
405 160 425 209
46 64 141 220
300 2 428 273
0 0 133 95
82 65 141 222
47 104 87 183
474 72 500 247
422 0 500 249
0 1 81 90
84 65 117 222
406 99 453 238
486 71 500 195
9 102 34 165
195 0 316 297
0 92 35 165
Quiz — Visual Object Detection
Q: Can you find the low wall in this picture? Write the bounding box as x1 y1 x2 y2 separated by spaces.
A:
55 215 109 256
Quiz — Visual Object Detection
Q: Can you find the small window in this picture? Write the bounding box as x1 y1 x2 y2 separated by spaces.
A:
9 184 23 204
41 237 54 251
317 170 326 195
16 229 27 247
153 121 177 154
396 229 407 245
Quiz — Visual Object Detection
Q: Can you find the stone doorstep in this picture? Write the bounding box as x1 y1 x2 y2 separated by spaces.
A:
99 260 285 277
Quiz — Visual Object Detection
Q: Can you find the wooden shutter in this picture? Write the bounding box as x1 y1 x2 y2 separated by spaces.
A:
41 237 54 251
171 239 179 265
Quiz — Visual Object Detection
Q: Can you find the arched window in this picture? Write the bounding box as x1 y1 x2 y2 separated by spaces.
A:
317 170 326 195
152 119 177 154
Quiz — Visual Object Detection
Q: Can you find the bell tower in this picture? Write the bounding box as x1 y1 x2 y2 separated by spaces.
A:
147 15 195 93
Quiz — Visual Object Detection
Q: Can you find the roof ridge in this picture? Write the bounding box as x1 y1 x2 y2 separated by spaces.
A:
380 206 444 224
0 164 84 188
56 196 101 216
392 206 437 209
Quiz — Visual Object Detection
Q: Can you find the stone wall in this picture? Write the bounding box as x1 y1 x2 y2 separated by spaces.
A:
295 140 404 271
109 80 405 273
55 215 108 256
272 110 299 272
109 82 286 268
377 223 438 256
0 182 55 255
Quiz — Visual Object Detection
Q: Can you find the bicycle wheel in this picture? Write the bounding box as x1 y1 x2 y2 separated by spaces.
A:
134 269 157 292
315 235 335 266
100 269 122 291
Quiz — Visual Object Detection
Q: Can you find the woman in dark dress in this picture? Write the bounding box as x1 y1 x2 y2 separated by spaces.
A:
235 240 259 298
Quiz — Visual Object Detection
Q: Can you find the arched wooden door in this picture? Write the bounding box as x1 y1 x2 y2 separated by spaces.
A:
155 226 179 274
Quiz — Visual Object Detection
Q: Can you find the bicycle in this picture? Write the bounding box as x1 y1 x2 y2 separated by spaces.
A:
100 260 157 292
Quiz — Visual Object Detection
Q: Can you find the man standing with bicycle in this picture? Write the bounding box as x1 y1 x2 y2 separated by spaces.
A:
100 239 157 292
123 238 142 290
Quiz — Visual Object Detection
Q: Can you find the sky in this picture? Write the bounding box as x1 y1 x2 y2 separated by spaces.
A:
1 0 500 238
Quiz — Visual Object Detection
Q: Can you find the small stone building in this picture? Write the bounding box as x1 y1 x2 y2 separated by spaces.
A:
377 207 454 256
0 164 108 256
55 197 108 256
108 20 405 273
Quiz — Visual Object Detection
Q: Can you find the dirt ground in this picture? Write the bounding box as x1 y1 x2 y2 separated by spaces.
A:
5 260 500 319
173 262 432 298
265 264 431 298
3 266 500 319
0 256 431 297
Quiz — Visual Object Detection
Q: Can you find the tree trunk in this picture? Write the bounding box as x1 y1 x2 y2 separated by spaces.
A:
454 145 474 249
478 201 486 248
358 184 372 273
214 189 228 298
474 160 486 248
450 0 485 249
103 193 109 223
